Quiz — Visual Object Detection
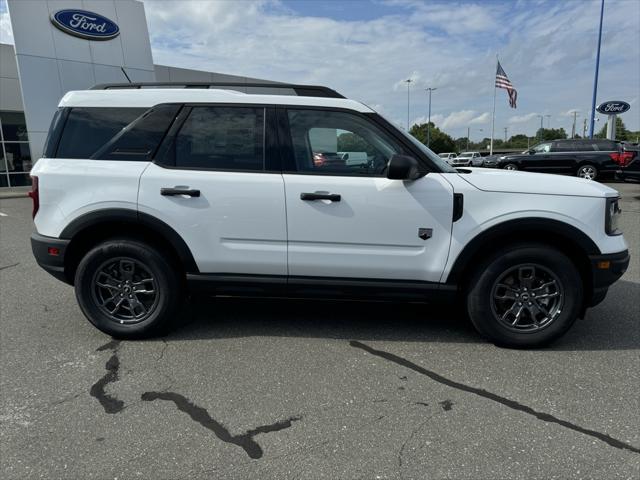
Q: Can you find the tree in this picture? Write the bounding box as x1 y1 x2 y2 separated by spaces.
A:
595 117 630 141
337 132 375 155
536 127 568 141
408 122 456 153
507 134 529 149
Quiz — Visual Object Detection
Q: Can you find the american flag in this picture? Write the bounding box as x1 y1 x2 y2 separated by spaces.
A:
496 61 517 108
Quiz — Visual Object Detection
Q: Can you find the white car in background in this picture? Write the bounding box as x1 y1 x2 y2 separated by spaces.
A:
438 152 457 164
452 152 483 167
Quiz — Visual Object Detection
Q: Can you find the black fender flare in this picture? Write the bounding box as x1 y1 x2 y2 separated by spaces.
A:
60 208 199 273
446 217 600 283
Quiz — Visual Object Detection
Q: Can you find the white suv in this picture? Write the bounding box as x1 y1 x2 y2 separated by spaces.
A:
452 151 483 167
30 83 629 347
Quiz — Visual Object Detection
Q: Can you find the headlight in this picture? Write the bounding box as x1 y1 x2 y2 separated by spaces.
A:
605 197 622 235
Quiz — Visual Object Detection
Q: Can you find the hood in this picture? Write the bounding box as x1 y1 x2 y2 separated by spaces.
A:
458 168 619 198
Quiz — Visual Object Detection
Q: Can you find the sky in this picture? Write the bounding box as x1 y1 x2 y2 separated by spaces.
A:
1 0 639 141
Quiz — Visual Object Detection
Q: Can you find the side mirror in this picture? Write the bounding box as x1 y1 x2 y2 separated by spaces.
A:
528 149 535 155
386 154 423 180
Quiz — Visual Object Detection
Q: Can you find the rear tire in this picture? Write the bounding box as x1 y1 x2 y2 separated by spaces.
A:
577 164 597 180
466 244 582 348
74 239 182 338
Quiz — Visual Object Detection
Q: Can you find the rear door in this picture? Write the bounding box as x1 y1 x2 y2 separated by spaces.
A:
138 105 287 275
280 108 454 282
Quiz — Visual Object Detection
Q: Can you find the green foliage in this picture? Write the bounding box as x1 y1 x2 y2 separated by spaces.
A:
408 122 456 153
536 128 568 141
595 117 632 141
337 132 375 155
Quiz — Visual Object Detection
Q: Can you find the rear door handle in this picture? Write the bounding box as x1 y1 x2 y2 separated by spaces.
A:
160 187 201 197
300 192 341 202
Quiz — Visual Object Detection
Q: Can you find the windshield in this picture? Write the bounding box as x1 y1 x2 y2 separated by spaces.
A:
458 152 473 158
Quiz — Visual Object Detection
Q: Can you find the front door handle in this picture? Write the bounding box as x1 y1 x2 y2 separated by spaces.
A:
300 192 341 202
160 187 201 197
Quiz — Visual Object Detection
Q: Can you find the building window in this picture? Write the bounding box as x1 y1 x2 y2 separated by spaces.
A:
0 111 32 187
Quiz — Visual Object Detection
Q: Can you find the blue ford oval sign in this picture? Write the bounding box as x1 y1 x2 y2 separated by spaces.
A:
51 9 120 41
596 101 630 115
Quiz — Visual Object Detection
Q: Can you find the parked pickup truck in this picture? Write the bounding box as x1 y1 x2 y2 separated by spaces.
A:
496 139 635 180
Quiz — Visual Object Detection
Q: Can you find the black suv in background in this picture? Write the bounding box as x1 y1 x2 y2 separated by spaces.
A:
496 139 635 180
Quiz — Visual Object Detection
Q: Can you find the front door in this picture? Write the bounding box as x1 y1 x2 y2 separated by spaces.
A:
281 108 454 282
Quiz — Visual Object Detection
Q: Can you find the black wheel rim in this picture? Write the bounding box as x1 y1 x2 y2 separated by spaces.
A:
490 263 564 332
91 257 159 324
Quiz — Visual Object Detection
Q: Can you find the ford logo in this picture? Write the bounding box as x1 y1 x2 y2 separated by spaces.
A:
51 9 119 41
596 101 630 115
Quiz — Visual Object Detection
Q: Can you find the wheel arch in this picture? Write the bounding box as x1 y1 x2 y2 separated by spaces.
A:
446 218 600 303
61 209 199 284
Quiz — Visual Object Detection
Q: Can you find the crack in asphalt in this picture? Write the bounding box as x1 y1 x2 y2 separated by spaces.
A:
90 340 125 414
140 391 301 459
0 262 19 271
350 340 640 455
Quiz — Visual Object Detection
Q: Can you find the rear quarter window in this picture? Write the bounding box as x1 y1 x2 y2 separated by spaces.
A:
55 107 146 159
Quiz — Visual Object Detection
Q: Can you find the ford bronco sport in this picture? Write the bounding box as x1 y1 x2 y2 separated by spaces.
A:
30 82 630 347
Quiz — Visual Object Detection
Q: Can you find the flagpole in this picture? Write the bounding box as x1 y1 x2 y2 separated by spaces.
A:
490 56 497 155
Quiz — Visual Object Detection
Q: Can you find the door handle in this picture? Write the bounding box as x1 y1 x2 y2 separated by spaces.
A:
160 187 201 197
300 192 341 202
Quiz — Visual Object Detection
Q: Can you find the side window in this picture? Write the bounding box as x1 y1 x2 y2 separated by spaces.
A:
532 142 551 153
287 109 403 175
175 107 264 170
56 108 146 159
93 104 181 161
555 141 574 151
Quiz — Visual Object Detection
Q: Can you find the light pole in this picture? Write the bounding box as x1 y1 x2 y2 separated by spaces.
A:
536 114 544 139
504 126 508 142
571 111 579 138
545 114 551 128
589 0 605 138
425 87 437 147
466 127 483 150
405 79 412 131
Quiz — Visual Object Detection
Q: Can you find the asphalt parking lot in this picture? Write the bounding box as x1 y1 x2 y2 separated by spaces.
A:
1 182 639 480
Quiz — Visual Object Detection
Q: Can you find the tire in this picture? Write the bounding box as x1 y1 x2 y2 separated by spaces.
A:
74 238 182 338
577 164 597 180
503 163 518 171
466 244 583 348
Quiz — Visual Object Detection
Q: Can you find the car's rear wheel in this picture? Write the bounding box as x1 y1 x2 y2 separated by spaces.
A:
577 164 597 180
504 163 518 171
75 239 182 338
466 244 582 347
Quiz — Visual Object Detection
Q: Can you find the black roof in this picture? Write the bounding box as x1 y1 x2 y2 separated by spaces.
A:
90 82 345 99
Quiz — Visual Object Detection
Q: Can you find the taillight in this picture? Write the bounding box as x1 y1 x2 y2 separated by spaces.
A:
609 151 634 167
28 176 39 219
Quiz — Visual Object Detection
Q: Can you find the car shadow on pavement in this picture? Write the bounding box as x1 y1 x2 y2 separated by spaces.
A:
162 280 639 351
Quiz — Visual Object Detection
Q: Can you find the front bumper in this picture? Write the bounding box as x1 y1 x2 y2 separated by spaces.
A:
587 250 630 307
31 232 71 284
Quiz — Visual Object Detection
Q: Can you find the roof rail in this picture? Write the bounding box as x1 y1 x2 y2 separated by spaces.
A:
90 82 345 98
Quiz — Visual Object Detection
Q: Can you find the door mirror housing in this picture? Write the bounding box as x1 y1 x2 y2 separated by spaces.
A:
386 154 423 180
528 149 535 155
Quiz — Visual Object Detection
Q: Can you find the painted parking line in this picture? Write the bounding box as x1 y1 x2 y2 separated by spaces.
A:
0 212 8 216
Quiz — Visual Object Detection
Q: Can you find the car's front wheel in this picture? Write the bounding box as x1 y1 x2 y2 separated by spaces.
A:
74 239 182 338
466 244 583 347
503 163 518 171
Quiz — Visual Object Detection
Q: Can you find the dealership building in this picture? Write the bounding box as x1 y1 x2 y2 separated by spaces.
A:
1 0 286 188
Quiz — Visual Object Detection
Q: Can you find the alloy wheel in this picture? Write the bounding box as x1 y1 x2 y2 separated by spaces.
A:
92 257 159 324
578 166 596 180
490 263 564 332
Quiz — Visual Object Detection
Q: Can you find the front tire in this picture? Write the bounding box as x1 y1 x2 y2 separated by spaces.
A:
503 163 518 171
466 244 583 348
74 239 182 338
577 164 597 180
